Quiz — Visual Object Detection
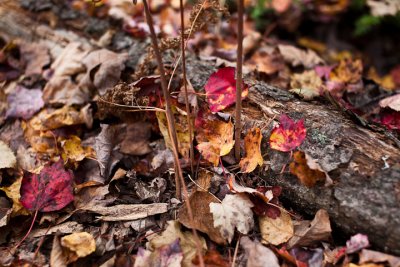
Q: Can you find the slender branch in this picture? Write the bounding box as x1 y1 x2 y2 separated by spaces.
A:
142 0 181 198
234 0 244 161
180 0 194 176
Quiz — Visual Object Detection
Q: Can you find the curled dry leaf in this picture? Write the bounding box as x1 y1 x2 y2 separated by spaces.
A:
196 111 234 166
61 232 96 263
147 220 207 267
240 127 263 173
278 44 324 69
290 70 324 100
61 135 96 165
270 114 306 152
259 210 294 246
240 236 280 267
210 194 254 243
204 67 249 112
287 209 332 249
0 140 16 169
178 191 226 244
289 151 326 187
359 249 400 267
330 59 363 85
20 159 74 212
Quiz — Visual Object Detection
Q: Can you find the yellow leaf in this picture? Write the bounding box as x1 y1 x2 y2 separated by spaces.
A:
0 177 30 217
239 128 263 173
61 232 96 263
259 211 294 246
61 135 95 164
290 70 323 100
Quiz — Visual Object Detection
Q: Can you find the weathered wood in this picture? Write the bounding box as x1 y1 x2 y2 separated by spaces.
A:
2 0 400 255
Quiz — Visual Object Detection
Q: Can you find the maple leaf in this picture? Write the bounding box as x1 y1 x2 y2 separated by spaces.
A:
269 114 306 152
204 67 248 112
196 111 234 166
209 194 254 243
20 159 74 212
239 127 263 173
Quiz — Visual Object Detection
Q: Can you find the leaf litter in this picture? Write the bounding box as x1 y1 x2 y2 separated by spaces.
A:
0 0 399 266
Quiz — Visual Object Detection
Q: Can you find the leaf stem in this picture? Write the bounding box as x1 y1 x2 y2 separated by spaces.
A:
13 209 39 251
234 0 244 161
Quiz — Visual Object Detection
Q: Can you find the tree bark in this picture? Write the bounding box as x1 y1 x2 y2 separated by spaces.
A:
2 0 400 255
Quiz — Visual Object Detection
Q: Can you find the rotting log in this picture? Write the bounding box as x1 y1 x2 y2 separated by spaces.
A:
2 0 400 255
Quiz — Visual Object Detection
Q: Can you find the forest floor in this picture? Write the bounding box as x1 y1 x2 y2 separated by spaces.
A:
0 0 400 266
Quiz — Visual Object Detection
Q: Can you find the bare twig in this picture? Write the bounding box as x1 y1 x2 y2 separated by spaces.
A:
180 0 195 176
234 0 244 161
142 0 181 198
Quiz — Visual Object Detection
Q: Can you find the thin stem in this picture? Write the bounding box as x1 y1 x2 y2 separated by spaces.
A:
142 0 181 198
234 0 244 161
231 234 241 267
13 209 39 251
180 0 194 176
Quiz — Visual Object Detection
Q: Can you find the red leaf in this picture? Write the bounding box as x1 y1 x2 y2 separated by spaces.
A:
20 159 74 212
205 67 248 112
270 114 306 152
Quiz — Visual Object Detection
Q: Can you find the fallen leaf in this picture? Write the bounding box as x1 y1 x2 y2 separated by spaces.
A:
278 44 324 69
5 86 44 120
19 42 50 76
178 191 225 244
20 159 74 212
379 94 400 111
120 122 152 156
178 78 198 111
367 0 400 16
50 236 68 267
147 220 207 267
0 177 30 216
204 67 248 112
227 175 274 203
330 59 363 85
210 194 254 243
0 140 16 169
287 209 332 248
82 203 168 221
157 106 193 158
240 236 280 267
290 70 323 100
270 114 306 152
246 48 284 75
289 151 326 187
61 135 96 165
359 249 400 267
0 197 12 227
61 232 96 263
196 112 234 166
259 210 294 245
134 239 183 267
239 127 263 173
31 221 85 238
134 177 167 202
346 234 370 254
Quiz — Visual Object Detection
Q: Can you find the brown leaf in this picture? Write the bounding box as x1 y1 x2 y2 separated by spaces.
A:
50 236 68 267
290 70 324 100
359 249 400 267
287 209 332 248
289 151 326 187
120 122 152 156
259 211 294 245
278 44 324 68
178 191 226 244
19 42 50 76
240 236 280 267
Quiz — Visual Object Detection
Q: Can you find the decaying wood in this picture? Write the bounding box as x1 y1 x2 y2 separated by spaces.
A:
2 0 400 255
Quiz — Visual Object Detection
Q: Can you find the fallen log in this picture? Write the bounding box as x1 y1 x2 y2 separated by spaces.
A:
2 0 400 255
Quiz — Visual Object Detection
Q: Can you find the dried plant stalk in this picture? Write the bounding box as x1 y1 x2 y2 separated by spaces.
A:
234 0 244 161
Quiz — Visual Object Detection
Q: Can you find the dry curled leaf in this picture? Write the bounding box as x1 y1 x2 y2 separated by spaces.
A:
210 194 254 243
290 151 326 187
240 236 280 267
240 128 263 173
270 114 306 152
61 135 96 165
61 232 96 263
259 211 294 246
278 44 324 69
290 70 324 100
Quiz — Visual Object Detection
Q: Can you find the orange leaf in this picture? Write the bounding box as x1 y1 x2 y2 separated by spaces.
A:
269 114 306 152
289 151 326 187
240 127 263 173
